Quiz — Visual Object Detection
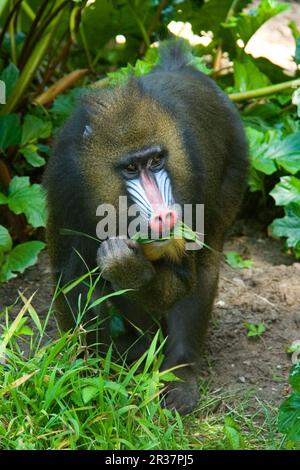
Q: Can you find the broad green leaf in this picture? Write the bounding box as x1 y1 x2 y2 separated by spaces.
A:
177 0 250 37
80 0 153 52
107 64 135 86
270 177 300 206
12 316 29 335
0 225 12 252
224 417 243 450
190 56 211 75
0 114 22 150
82 386 99 404
143 46 159 65
247 129 300 177
248 167 265 193
134 59 154 77
104 380 128 398
20 144 46 167
222 0 288 47
292 88 300 118
21 114 52 145
244 322 266 337
242 116 272 133
0 193 8 204
285 341 300 354
51 87 84 126
270 203 300 258
246 127 277 175
296 37 300 65
7 176 47 228
253 56 291 84
234 59 270 92
225 251 253 269
0 241 45 282
37 143 50 155
0 63 19 99
243 102 280 121
159 371 178 382
9 176 30 192
267 132 300 174
17 325 34 336
289 362 300 392
278 392 300 442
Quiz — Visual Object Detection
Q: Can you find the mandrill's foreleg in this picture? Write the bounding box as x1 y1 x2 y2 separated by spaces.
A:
161 250 221 414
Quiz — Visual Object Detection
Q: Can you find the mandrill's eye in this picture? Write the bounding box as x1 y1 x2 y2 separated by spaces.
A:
150 154 164 171
126 163 138 173
122 162 139 178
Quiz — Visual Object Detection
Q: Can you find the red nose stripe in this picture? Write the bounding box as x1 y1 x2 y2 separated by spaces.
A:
140 170 165 208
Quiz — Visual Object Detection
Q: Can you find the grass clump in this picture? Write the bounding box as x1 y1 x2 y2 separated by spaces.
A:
0 297 187 450
0 291 299 450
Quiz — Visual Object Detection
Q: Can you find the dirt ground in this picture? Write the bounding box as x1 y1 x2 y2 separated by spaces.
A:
1 220 299 406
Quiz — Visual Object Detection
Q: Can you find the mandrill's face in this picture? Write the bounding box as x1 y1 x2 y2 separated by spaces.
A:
79 81 193 262
117 144 177 236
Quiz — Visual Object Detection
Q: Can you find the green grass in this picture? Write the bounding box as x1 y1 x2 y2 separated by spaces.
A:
0 292 298 450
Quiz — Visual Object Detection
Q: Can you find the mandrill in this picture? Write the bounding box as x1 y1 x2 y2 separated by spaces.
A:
44 40 248 414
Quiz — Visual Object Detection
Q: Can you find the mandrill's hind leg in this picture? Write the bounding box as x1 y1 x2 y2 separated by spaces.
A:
162 251 221 414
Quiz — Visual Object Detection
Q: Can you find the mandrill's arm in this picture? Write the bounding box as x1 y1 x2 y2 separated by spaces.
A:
96 236 195 312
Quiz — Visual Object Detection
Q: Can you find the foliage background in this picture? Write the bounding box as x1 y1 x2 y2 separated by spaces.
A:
1 0 300 279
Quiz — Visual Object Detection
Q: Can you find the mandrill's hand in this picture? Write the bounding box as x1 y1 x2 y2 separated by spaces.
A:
97 237 155 291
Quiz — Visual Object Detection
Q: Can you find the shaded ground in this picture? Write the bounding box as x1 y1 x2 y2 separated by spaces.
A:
1 222 299 408
201 221 300 406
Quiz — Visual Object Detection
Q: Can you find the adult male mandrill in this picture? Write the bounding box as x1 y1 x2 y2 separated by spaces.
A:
44 40 248 414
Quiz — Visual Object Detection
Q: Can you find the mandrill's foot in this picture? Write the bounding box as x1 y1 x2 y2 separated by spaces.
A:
97 237 155 290
163 376 199 415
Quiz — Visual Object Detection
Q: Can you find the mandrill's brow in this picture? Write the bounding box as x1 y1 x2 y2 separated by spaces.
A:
116 145 164 168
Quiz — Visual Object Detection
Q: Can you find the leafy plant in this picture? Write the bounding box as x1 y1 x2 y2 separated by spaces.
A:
223 416 244 450
0 175 46 281
225 251 253 269
278 362 300 443
246 111 300 259
0 228 45 282
244 322 266 337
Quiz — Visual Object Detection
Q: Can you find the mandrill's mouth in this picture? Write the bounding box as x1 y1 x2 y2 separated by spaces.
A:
141 237 186 263
132 221 203 263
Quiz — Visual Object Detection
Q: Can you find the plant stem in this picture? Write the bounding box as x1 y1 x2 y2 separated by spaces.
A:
0 0 22 49
127 0 149 49
33 69 89 106
228 78 300 102
79 23 95 73
139 0 168 55
17 0 50 69
226 0 240 22
0 158 11 188
9 3 17 64
21 1 35 21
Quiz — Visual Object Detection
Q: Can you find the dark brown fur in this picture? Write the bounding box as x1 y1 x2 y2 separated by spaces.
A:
44 41 248 414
